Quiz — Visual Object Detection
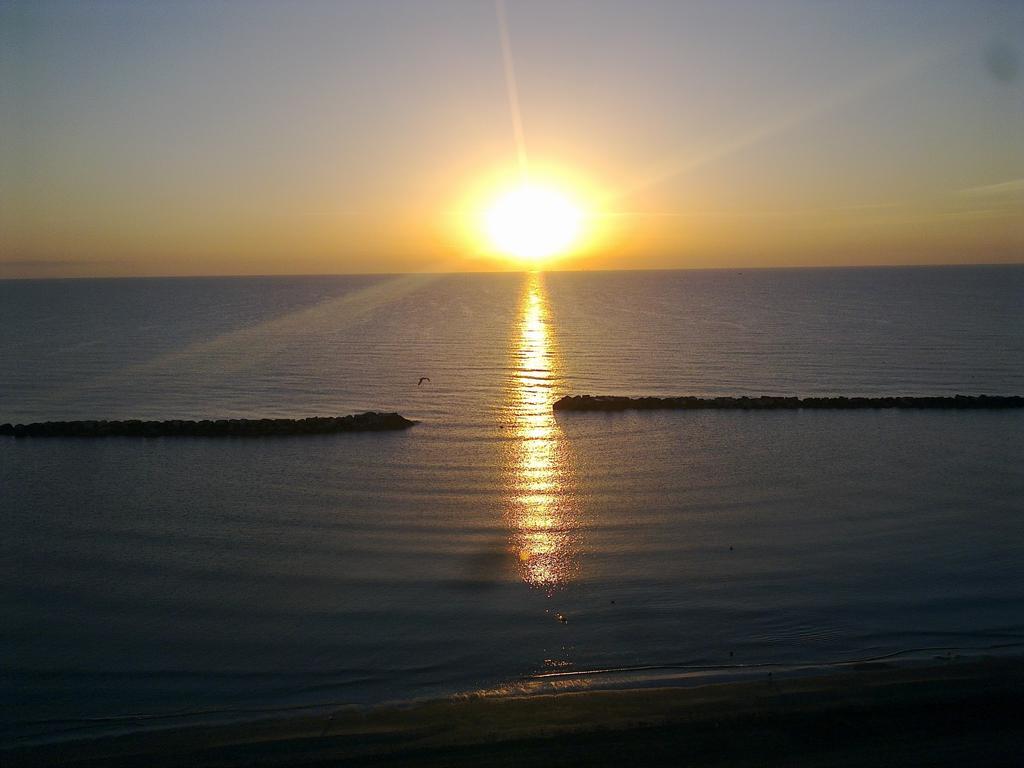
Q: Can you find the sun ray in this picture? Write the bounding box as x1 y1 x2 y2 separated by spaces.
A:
608 46 946 206
495 0 529 184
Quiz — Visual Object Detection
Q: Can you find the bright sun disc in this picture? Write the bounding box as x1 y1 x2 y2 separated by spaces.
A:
484 185 583 261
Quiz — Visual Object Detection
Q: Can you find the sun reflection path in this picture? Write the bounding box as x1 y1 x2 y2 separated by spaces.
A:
504 272 580 593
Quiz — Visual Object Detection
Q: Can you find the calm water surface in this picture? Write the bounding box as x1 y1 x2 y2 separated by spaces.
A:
2 267 1023 744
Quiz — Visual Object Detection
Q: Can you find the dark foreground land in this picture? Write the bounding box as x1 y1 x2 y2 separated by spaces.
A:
554 394 1024 412
0 412 415 438
7 658 1023 767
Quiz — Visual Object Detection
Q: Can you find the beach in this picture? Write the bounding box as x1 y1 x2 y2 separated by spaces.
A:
7 657 1023 766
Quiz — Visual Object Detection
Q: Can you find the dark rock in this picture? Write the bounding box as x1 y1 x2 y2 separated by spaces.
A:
552 394 1024 412
0 412 417 438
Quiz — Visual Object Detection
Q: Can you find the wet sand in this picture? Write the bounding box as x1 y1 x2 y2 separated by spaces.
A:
7 657 1024 767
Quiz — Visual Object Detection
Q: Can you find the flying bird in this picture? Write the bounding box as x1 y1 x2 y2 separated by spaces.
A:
418 377 431 386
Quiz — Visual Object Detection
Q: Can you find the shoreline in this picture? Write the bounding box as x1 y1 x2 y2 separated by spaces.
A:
7 656 1023 767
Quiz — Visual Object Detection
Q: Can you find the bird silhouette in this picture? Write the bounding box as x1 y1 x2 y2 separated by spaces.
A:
418 377 431 386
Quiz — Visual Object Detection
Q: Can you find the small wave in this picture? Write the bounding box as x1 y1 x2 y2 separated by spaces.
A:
526 638 1024 682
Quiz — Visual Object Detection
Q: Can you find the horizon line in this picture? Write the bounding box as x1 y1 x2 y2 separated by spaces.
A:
1 260 1023 282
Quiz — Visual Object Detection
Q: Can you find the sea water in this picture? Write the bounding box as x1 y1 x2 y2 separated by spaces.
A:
2 266 1023 744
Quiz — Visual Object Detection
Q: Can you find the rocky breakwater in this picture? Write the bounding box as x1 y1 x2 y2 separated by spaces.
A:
553 394 1024 412
0 412 417 438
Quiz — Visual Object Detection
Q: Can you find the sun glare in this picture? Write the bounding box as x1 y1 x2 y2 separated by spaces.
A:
483 184 584 261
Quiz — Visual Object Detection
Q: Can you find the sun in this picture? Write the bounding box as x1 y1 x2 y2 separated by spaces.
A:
483 184 584 261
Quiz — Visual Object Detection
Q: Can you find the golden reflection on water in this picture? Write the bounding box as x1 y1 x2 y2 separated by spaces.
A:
505 272 579 593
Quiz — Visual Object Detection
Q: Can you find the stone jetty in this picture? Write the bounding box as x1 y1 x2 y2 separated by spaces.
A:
0 412 416 438
553 394 1024 412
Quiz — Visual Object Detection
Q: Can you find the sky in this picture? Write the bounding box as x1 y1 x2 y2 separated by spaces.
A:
1 0 1022 278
